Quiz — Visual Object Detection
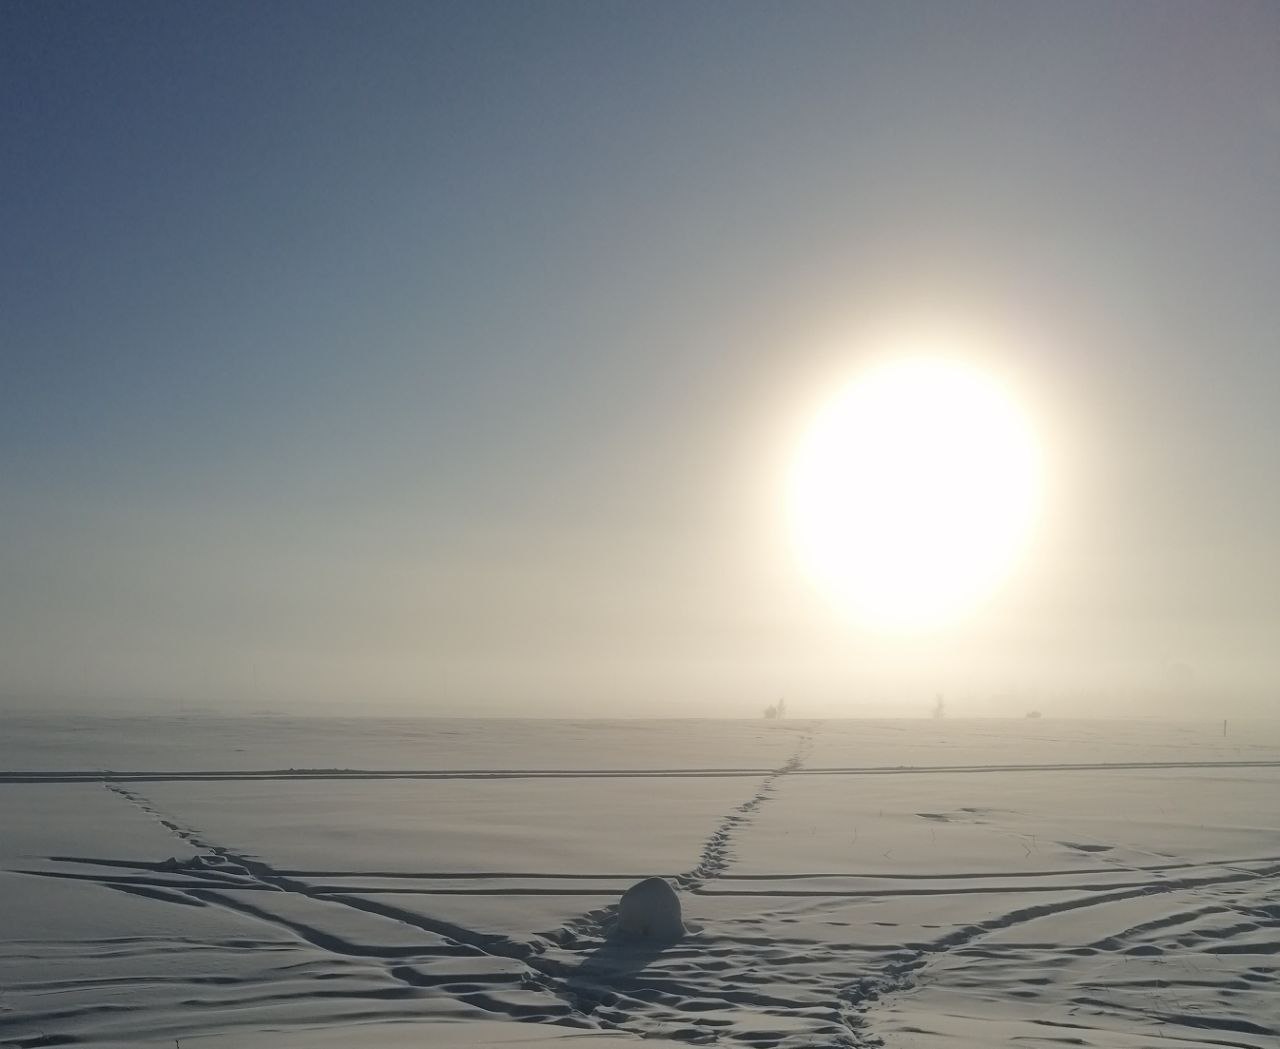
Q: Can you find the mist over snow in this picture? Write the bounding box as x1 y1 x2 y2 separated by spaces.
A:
2 4 1279 719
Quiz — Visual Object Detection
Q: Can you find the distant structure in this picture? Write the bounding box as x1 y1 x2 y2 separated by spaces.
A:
1026 710 1043 719
931 694 945 719
764 697 787 720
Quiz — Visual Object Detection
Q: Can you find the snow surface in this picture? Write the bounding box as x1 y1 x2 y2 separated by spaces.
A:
1 716 1277 1048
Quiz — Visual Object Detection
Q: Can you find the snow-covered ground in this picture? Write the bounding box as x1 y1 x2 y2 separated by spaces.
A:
1 717 1277 1048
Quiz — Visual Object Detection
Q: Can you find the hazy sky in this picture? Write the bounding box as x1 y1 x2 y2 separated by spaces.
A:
3 2 1278 717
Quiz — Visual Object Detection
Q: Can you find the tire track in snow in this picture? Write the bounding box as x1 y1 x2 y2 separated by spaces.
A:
8 756 1277 783
93 782 555 982
94 770 1280 1049
24 732 844 1046
20 731 1272 1049
839 858 1280 1046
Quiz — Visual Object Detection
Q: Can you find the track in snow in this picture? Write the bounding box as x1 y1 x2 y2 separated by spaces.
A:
5 725 1278 1049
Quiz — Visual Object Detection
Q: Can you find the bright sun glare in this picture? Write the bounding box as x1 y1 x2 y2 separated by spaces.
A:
788 354 1040 631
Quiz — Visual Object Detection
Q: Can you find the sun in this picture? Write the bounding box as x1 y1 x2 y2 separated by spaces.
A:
788 355 1040 631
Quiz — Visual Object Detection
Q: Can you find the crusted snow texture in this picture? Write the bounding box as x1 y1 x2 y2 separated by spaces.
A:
613 876 684 942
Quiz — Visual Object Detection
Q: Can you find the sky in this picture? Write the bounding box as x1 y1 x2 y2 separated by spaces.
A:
2 1 1278 718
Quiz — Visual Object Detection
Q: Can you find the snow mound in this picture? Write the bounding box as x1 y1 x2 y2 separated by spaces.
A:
613 876 684 942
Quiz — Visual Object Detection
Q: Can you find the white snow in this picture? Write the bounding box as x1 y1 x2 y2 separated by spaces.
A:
613 877 684 941
138 775 756 875
1 716 1277 1048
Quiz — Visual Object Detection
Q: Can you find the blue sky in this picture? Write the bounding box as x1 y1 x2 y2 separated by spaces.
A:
3 2 1278 714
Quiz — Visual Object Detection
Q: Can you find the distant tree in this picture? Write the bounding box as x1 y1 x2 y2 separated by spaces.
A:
777 698 787 720
931 694 945 719
764 704 778 720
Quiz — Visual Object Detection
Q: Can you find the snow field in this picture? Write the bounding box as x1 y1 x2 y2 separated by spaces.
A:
1 717 1277 1048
